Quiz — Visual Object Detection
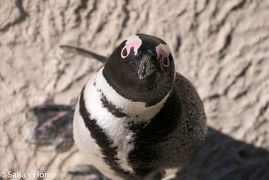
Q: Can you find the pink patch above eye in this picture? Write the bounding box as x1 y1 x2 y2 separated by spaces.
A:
121 41 141 59
156 47 170 67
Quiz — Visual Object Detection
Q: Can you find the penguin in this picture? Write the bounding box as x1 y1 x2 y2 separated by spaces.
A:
71 34 207 180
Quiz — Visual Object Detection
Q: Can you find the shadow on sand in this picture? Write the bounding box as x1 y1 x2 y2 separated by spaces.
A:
173 126 269 180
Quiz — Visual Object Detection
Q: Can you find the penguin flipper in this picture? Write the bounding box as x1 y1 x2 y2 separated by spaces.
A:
60 45 107 63
25 104 74 152
68 164 110 180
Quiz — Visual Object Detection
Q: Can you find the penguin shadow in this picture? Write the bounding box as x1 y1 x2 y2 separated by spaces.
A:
172 126 269 180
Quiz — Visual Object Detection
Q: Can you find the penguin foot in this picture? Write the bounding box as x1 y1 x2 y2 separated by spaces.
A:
149 170 165 180
25 104 74 152
68 164 110 180
151 171 165 180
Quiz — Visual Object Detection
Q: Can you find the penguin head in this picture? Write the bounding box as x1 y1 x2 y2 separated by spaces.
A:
103 34 175 106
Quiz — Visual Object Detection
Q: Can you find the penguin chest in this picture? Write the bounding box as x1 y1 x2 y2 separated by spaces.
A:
73 74 135 176
73 105 134 178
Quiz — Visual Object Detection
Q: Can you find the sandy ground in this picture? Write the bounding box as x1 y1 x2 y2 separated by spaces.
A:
0 0 269 179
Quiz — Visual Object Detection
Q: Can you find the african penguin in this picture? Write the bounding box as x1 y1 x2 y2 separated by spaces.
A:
73 34 207 180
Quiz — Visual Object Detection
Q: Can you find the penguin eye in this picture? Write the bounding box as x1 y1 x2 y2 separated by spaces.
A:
162 57 170 67
156 46 170 68
121 47 128 57
121 42 141 59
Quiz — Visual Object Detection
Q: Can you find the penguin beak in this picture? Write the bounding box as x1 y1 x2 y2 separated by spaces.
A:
138 54 157 80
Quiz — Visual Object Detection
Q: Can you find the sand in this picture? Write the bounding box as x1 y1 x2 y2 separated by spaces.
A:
0 0 269 179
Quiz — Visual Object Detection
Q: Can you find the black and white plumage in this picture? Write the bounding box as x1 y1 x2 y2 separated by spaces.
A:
73 34 207 180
